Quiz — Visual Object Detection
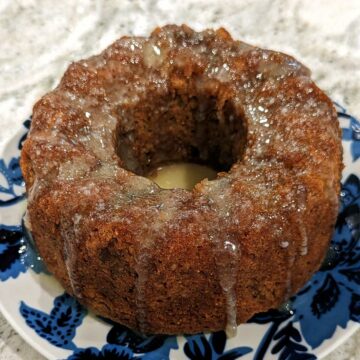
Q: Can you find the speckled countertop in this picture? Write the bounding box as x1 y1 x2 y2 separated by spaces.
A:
0 1 359 359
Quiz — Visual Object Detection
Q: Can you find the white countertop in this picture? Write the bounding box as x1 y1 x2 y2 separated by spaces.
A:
0 0 359 359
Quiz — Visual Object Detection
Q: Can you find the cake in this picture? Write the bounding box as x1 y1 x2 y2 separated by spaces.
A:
20 25 343 335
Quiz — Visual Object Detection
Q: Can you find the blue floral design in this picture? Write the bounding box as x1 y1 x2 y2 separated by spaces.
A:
0 225 26 281
67 344 135 360
0 223 46 281
184 331 252 360
0 157 25 206
291 174 360 348
248 173 360 358
65 320 179 360
271 322 316 360
19 219 48 274
0 121 47 281
107 322 178 359
0 117 30 207
349 293 360 322
20 293 87 350
249 307 315 359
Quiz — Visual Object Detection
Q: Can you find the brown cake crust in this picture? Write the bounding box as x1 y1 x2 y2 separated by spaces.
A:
21 25 342 334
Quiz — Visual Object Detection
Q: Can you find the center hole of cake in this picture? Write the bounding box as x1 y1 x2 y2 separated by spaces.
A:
147 162 217 190
114 87 247 182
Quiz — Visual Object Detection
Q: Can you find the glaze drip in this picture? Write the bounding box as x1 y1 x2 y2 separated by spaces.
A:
216 237 239 337
62 213 84 299
202 178 240 337
296 184 309 256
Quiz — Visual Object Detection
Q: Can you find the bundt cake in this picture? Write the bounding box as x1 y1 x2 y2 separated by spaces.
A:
20 25 342 335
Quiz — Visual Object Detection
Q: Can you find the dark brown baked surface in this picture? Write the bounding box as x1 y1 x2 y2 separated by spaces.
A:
20 25 342 334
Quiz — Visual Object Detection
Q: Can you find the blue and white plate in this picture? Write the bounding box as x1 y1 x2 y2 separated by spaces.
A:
0 104 359 360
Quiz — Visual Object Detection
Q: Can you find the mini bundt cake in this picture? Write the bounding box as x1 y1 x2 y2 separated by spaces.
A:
20 25 342 335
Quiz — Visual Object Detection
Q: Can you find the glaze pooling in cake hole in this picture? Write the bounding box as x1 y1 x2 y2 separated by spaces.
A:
148 163 217 191
20 25 343 334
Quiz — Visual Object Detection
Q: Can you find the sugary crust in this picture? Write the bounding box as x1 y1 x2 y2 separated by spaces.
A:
21 25 342 334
